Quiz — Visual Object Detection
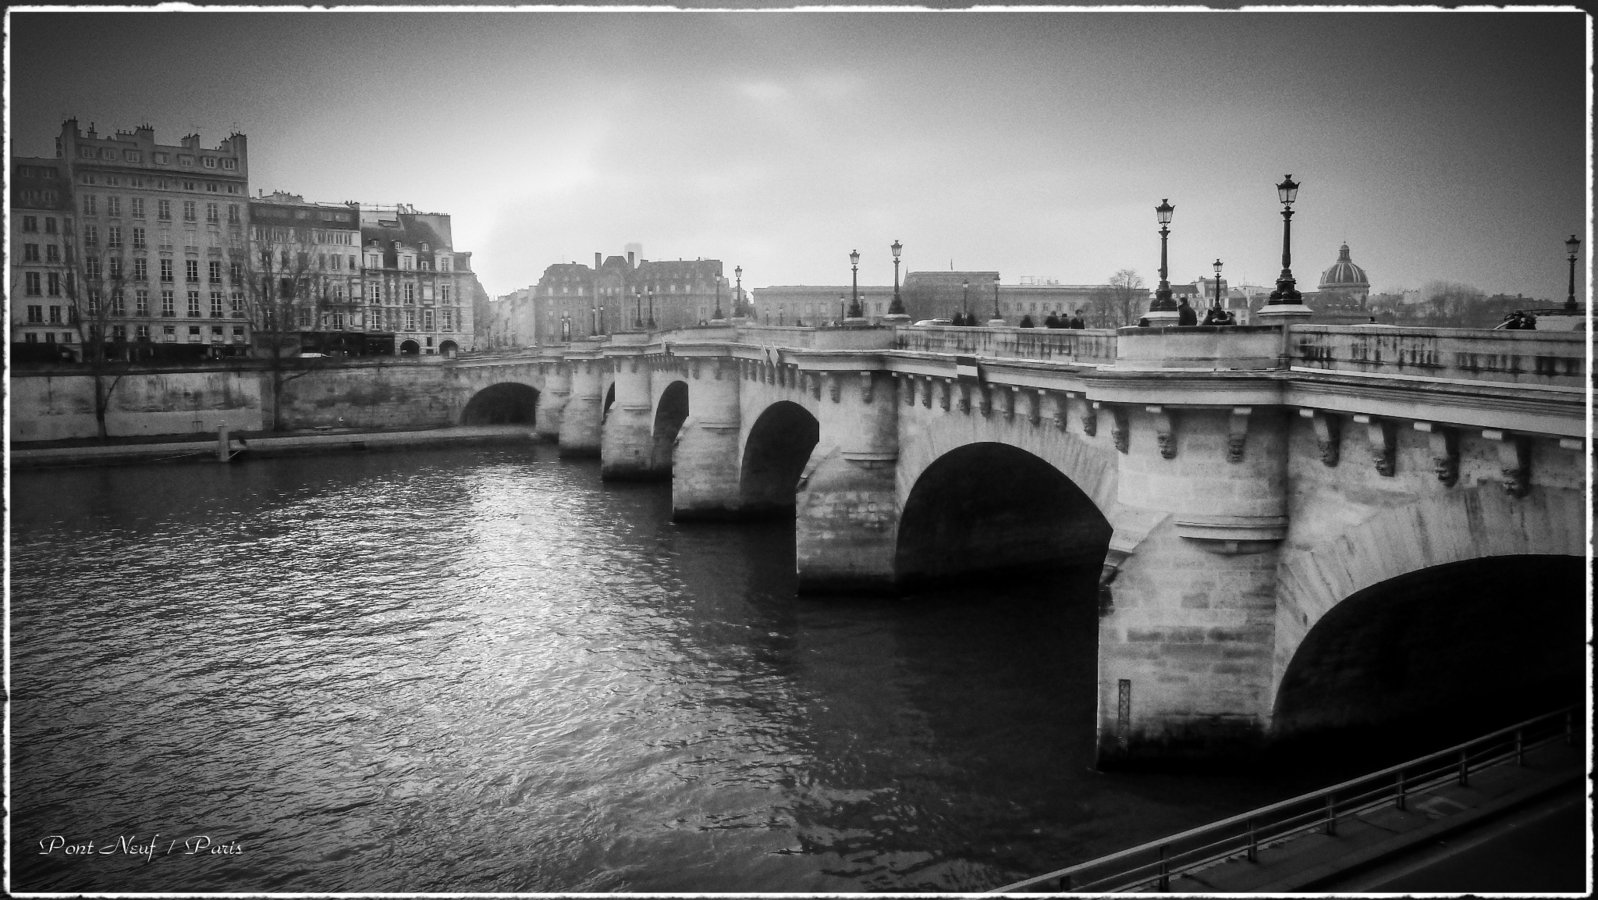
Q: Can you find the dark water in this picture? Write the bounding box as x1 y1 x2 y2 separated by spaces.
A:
9 445 1319 893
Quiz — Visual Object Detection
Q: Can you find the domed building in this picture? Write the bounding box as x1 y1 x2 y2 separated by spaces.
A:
1307 242 1373 323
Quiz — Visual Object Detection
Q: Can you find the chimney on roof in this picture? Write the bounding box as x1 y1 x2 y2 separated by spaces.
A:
595 252 602 269
626 251 635 268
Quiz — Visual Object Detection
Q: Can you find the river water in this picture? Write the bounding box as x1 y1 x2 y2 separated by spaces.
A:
10 444 1325 893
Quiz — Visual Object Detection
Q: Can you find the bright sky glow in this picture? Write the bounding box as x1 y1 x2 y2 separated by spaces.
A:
7 6 1590 300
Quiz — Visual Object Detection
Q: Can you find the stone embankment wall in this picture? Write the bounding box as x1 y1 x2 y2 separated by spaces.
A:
9 361 458 442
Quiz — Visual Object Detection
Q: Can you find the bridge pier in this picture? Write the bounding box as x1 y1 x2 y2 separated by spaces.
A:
672 356 744 519
600 352 658 480
534 361 570 441
558 356 603 458
1096 405 1290 764
796 371 901 593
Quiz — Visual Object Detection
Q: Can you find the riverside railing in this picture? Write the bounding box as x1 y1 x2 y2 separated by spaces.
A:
1287 325 1587 388
991 706 1579 893
892 326 1118 365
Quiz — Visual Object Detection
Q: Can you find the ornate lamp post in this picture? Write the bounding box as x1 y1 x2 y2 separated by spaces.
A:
713 274 723 321
1564 234 1581 312
734 265 743 317
889 240 905 315
1151 198 1176 312
591 304 598 336
839 295 846 324
1268 175 1302 304
647 288 656 329
1212 258 1224 311
991 274 1001 323
848 249 862 318
962 278 969 323
634 288 643 328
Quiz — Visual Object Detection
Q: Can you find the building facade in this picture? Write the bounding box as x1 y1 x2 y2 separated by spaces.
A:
10 156 76 360
246 192 364 354
10 120 253 361
359 204 478 356
522 250 734 343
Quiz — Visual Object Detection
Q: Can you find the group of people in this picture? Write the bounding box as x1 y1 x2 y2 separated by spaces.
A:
1499 310 1539 330
1041 311 1088 329
1175 296 1236 326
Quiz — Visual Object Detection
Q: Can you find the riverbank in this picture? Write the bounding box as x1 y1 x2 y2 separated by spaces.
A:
8 424 539 468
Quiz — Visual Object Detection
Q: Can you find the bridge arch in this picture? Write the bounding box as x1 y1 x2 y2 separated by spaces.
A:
1270 484 1586 742
651 380 689 472
461 382 539 425
740 400 819 515
896 442 1112 584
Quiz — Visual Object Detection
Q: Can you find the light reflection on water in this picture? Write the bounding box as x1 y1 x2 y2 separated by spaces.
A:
10 445 1310 892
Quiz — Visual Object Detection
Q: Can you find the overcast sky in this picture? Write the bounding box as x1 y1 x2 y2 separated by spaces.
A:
7 7 1589 300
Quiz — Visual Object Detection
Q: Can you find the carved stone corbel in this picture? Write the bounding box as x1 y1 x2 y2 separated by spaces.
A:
1483 429 1531 497
1227 407 1251 463
859 371 875 404
1051 392 1070 430
900 374 915 406
1300 408 1341 467
918 377 931 408
1147 405 1175 459
1084 400 1100 437
940 379 952 411
1110 406 1129 453
690 359 701 380
1353 414 1395 476
958 383 973 414
979 386 993 418
1414 422 1459 486
828 374 841 403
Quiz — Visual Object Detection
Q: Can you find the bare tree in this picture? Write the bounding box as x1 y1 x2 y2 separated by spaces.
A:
1090 269 1146 327
57 235 137 441
229 225 342 431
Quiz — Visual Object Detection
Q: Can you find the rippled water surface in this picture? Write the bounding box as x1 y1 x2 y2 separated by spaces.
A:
11 445 1314 892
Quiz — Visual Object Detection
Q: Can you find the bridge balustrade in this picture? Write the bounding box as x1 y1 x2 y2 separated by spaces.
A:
730 324 897 351
891 325 1118 364
1289 325 1587 388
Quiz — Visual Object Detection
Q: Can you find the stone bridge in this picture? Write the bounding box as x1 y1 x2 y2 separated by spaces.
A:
447 321 1587 762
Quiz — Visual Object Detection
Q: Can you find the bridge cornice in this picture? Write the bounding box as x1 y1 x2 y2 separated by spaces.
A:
1282 372 1586 439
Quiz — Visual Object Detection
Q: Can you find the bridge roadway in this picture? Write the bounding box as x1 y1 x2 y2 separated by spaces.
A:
450 317 1588 764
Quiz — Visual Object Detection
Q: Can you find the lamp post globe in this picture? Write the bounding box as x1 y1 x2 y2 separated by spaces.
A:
1151 198 1176 311
1268 175 1302 304
889 240 905 315
848 249 862 318
1564 235 1581 312
962 279 969 323
734 265 743 317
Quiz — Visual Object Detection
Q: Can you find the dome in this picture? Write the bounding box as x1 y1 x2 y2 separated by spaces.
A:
1319 243 1370 291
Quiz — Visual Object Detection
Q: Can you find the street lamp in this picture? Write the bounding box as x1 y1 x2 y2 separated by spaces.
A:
647 288 656 329
992 274 1001 322
634 288 643 328
1152 198 1176 311
734 265 743 317
1268 175 1302 304
713 271 723 321
849 249 862 318
1212 258 1224 311
962 278 969 323
1564 234 1580 312
839 295 846 324
889 240 905 315
591 304 598 336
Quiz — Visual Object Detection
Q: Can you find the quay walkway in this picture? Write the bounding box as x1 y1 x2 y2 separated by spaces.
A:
995 709 1587 893
8 424 539 468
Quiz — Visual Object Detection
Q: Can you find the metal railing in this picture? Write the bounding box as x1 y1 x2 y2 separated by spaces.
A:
992 707 1578 893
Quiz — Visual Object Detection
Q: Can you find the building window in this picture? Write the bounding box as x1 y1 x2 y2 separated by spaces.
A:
47 273 61 296
183 200 196 221
134 258 148 280
48 304 62 324
160 259 174 283
186 260 199 282
369 281 381 303
187 291 201 317
422 309 434 330
404 309 416 331
111 290 126 316
131 227 146 249
227 204 239 223
107 196 120 216
440 283 451 303
83 224 98 246
178 155 193 168
85 258 102 280
161 290 175 316
188 325 201 342
131 197 144 218
22 215 38 232
135 289 149 316
223 159 237 170
211 292 224 317
44 217 57 234
203 157 217 169
109 257 123 280
108 225 122 248
82 194 97 214
210 325 224 342
25 303 42 321
441 308 453 331
47 245 59 263
208 261 222 284
163 325 176 342
158 199 172 220
404 283 415 304
206 203 219 223
24 243 39 262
